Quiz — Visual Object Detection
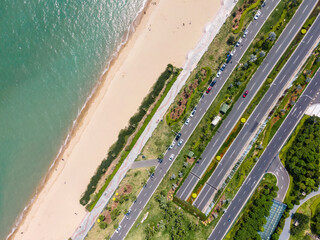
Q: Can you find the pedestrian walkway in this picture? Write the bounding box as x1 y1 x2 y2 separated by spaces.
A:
279 186 320 240
71 1 238 239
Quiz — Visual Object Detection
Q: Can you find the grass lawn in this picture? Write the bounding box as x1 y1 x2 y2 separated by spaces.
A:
85 167 151 240
289 194 320 240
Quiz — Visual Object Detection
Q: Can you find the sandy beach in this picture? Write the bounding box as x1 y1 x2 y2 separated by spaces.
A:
10 0 221 239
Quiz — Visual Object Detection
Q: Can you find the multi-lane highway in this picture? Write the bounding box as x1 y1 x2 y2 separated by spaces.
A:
110 0 281 239
176 0 318 204
193 6 320 212
208 68 320 240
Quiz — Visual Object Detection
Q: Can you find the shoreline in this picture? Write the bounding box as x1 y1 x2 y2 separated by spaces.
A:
6 1 151 239
9 0 221 239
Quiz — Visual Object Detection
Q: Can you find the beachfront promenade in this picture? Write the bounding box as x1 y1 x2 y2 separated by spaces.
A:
71 1 237 239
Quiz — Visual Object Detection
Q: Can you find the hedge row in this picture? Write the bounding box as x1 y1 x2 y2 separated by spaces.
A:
86 68 180 211
233 0 261 34
80 64 175 206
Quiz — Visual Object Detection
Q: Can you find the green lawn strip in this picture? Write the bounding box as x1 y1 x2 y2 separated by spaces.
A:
87 69 181 211
310 196 320 216
201 51 320 221
225 173 278 239
85 168 151 240
233 0 262 34
165 0 281 129
176 0 303 203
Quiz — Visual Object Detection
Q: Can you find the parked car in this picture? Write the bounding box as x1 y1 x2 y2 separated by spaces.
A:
178 139 183 146
210 80 217 87
190 108 196 117
242 29 248 38
226 53 232 63
262 1 266 7
216 70 222 78
158 158 163 163
169 154 175 161
115 225 122 233
222 63 227 71
235 41 240 47
126 209 132 216
185 118 191 125
206 86 212 94
168 141 175 150
175 133 181 141
243 90 249 98
150 173 154 178
254 10 261 20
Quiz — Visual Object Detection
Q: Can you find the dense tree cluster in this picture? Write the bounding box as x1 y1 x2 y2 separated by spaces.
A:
312 206 320 236
234 182 278 240
285 116 320 199
290 213 309 235
144 191 198 240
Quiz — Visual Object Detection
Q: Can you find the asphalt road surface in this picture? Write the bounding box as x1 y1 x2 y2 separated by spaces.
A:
193 5 320 213
208 69 320 240
267 156 290 202
110 1 281 239
177 0 318 204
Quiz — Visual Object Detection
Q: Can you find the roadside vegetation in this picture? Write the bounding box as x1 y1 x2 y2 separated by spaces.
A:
225 174 278 240
85 167 151 240
272 116 320 239
184 0 306 204
287 194 320 240
85 0 318 238
80 65 180 209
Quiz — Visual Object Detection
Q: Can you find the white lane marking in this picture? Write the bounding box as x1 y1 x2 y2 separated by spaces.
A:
262 64 268 73
237 101 243 110
307 35 314 45
293 55 299 64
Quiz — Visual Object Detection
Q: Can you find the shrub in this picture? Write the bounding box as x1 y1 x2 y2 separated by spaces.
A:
99 221 108 229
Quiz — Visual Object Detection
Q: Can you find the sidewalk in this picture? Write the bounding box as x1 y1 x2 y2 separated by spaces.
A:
279 187 320 240
71 1 238 239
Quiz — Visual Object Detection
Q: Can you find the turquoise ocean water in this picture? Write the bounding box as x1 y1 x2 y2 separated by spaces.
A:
0 0 146 238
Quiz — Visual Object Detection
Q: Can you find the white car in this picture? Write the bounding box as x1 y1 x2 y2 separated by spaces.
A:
185 118 191 125
168 141 176 150
190 109 196 117
243 29 248 38
115 225 122 233
216 70 222 78
178 139 183 147
254 10 261 20
169 154 175 161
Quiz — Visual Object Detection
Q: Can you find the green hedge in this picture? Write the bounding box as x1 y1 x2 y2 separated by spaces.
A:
85 67 181 210
80 64 176 206
233 0 261 34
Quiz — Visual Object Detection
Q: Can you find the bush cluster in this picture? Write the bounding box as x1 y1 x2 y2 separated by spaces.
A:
80 64 174 205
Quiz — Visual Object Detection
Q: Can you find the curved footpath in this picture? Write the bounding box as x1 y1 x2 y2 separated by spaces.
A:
71 1 237 239
279 187 320 240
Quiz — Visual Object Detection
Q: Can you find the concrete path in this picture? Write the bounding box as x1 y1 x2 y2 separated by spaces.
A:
71 1 238 239
279 187 320 240
267 156 290 202
130 159 158 169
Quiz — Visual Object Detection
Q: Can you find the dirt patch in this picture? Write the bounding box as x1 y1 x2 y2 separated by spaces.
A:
118 184 132 196
104 210 112 224
169 69 207 120
111 201 119 210
187 157 195 165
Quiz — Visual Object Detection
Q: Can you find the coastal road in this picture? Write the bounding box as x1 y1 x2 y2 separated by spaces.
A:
193 7 320 213
110 0 282 239
177 0 318 204
208 69 320 240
